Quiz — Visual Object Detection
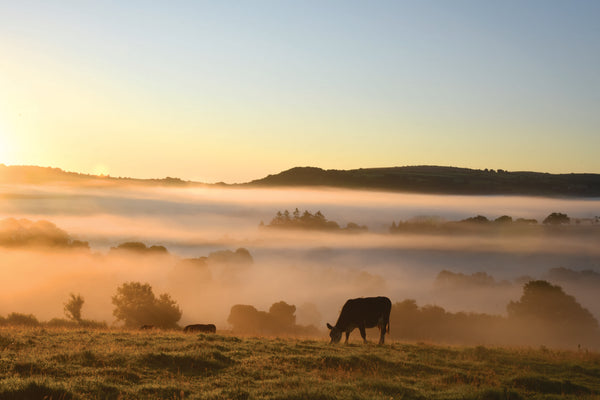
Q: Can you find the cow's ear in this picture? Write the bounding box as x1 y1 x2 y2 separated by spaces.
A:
326 323 333 330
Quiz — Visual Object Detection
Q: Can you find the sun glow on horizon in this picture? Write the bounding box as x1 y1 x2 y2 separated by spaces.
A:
92 164 110 177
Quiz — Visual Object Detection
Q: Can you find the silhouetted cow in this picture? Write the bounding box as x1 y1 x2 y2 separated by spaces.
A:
184 324 216 333
327 296 391 344
140 325 154 330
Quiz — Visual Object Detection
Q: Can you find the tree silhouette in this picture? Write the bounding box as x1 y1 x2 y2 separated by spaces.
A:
543 212 570 225
507 280 598 345
227 301 318 336
269 301 296 328
266 209 344 231
494 215 513 223
112 282 182 329
461 215 489 224
507 280 597 328
64 293 84 322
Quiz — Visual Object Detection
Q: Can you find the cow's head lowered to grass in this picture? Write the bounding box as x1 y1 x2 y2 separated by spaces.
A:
326 323 343 344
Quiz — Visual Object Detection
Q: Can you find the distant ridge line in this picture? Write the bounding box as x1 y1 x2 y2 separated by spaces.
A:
1 164 599 197
243 166 600 197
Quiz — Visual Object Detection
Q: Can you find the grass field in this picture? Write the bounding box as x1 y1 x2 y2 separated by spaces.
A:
1 326 599 400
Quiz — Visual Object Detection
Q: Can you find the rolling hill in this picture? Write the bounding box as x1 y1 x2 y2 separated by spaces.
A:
1 164 599 197
245 166 600 196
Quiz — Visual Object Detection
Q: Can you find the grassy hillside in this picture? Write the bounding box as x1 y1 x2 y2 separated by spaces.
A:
1 327 599 400
0 164 199 187
246 166 600 196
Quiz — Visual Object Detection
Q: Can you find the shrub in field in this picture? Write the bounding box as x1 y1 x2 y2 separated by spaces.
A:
78 319 108 329
45 318 79 328
5 313 40 327
112 282 182 329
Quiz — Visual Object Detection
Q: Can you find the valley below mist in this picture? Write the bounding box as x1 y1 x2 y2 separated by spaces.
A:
1 183 599 346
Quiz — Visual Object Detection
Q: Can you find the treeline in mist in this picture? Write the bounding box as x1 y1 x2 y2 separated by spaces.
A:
256 209 599 235
0 218 89 249
390 280 599 349
390 212 600 235
262 209 367 232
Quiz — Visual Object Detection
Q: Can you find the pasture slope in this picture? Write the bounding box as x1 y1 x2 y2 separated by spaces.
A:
1 326 599 400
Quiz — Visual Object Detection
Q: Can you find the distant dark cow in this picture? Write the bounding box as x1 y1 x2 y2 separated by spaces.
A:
184 324 216 333
140 325 154 330
327 296 391 344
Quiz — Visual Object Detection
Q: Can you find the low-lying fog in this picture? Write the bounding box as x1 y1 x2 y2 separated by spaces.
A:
1 184 599 335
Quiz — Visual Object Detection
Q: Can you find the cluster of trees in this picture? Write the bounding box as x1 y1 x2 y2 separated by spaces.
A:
262 209 367 232
0 218 89 249
389 280 599 348
389 212 583 234
204 248 253 265
227 301 319 336
109 242 169 255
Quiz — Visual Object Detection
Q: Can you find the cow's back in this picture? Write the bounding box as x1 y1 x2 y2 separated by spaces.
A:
184 324 216 333
338 296 391 328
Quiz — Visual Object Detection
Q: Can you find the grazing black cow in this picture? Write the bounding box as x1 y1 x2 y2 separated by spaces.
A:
140 325 154 330
184 324 216 333
327 296 391 344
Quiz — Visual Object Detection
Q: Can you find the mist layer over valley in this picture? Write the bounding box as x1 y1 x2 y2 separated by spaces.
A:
1 183 599 348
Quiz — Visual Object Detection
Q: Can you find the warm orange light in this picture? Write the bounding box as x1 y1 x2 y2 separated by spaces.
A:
92 164 110 177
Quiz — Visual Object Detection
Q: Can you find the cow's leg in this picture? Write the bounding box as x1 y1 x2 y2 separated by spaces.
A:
378 325 385 345
344 330 350 344
359 324 367 343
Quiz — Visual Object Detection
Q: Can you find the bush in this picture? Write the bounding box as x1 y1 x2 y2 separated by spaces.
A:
79 319 108 329
6 313 40 327
45 318 79 328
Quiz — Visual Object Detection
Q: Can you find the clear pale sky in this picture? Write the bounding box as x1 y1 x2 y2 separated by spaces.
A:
1 1 599 183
